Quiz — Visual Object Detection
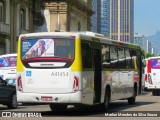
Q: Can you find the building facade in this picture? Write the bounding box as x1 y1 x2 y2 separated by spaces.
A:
91 0 133 42
110 0 134 43
0 0 93 54
101 0 110 36
91 0 101 34
0 0 32 54
33 0 93 33
91 0 110 37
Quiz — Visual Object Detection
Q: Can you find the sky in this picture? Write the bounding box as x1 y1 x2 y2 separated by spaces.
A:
134 0 160 36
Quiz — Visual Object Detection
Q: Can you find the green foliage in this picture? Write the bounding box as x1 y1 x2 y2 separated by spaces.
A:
140 48 155 58
146 53 155 58
141 49 145 56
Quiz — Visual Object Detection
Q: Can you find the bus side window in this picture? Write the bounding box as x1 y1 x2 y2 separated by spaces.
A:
102 45 110 69
125 48 132 69
118 47 125 69
110 46 118 69
81 43 92 69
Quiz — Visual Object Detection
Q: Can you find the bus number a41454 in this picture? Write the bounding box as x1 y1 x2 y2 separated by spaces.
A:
51 72 69 77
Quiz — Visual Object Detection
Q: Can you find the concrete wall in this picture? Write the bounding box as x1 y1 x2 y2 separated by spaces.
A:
10 0 32 53
36 0 91 33
70 6 87 31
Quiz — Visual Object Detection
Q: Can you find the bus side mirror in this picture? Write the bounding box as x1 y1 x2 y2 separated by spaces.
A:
142 63 146 68
142 60 146 68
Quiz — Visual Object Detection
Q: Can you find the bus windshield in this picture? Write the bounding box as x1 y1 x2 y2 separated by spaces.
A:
151 58 160 69
21 37 75 60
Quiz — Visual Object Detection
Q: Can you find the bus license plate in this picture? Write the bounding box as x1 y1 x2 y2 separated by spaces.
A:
41 96 52 101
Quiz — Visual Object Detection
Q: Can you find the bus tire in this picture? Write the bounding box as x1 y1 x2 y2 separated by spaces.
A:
152 91 157 96
103 88 110 111
49 104 67 111
7 93 18 109
128 87 136 105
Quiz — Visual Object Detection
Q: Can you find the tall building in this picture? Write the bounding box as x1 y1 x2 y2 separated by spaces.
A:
91 0 101 33
147 40 152 54
101 0 110 36
134 33 155 54
134 33 147 53
110 0 134 43
91 0 110 36
0 0 32 54
91 0 133 42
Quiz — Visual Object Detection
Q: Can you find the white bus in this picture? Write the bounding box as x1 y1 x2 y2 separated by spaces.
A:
16 32 143 111
144 57 160 95
0 54 17 80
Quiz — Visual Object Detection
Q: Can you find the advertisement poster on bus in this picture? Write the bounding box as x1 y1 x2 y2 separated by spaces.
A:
151 59 160 69
0 56 17 67
21 39 55 60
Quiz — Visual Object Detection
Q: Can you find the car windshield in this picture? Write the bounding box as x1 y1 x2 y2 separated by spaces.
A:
6 79 16 85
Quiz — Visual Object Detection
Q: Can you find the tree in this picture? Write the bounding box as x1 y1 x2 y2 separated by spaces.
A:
146 53 155 58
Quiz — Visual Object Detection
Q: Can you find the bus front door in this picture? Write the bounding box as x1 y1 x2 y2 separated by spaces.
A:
92 49 102 103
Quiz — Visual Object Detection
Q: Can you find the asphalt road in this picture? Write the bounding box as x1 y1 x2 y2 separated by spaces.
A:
1 92 160 120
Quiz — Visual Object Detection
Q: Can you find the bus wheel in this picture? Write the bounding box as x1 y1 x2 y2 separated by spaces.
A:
49 104 67 111
152 91 157 96
103 88 110 111
128 89 136 105
7 93 18 109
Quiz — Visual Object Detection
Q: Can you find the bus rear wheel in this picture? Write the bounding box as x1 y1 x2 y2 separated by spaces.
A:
49 104 67 111
152 90 160 96
128 88 136 105
103 88 110 111
152 91 156 96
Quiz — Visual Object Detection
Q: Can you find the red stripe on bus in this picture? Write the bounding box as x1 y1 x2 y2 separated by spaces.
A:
22 58 73 62
147 59 151 73
118 42 123 46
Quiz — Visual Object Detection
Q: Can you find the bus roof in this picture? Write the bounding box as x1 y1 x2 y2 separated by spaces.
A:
19 31 141 50
0 53 17 58
147 56 160 59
